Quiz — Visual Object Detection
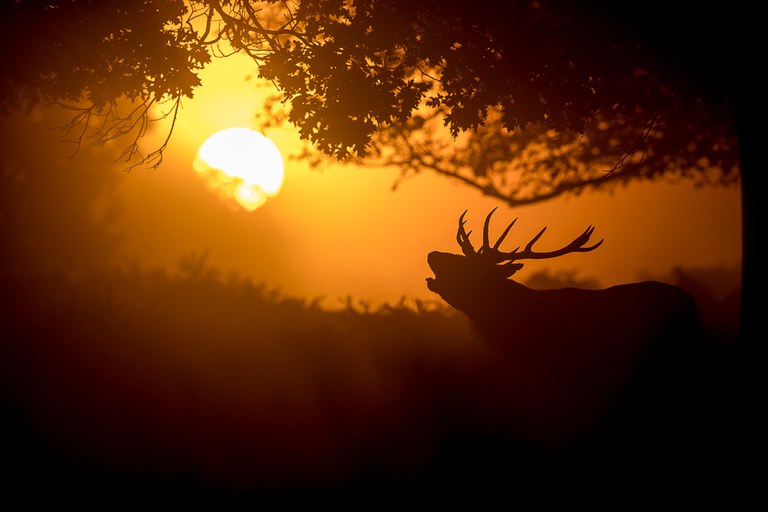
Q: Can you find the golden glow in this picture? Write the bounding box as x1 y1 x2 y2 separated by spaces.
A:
193 127 284 211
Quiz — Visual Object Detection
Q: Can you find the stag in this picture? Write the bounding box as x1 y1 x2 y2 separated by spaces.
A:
426 208 698 448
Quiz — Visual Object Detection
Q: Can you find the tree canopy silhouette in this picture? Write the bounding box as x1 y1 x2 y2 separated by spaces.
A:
251 0 739 205
0 0 210 165
2 1 738 193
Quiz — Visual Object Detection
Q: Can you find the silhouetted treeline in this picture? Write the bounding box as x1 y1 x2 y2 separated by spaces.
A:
0 266 480 499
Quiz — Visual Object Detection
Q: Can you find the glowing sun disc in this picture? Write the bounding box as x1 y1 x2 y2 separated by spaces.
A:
193 127 284 211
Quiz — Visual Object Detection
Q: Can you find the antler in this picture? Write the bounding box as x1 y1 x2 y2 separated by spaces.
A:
457 208 603 264
456 210 476 256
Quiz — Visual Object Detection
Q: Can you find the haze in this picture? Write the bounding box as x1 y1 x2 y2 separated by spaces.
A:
99 54 739 306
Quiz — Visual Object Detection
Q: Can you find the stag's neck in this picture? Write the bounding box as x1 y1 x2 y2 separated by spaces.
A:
493 278 538 298
459 278 537 319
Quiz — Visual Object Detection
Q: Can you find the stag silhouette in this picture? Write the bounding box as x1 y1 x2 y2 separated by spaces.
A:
426 208 698 448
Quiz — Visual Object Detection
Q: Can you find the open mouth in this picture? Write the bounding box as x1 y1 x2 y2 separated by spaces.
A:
426 252 445 292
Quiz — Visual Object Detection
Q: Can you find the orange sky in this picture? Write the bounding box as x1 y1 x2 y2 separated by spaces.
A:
106 53 741 306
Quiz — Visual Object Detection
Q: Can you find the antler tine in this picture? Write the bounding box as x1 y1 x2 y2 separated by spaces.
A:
493 217 518 250
481 207 498 251
508 224 604 261
456 210 476 256
481 207 519 253
564 225 604 253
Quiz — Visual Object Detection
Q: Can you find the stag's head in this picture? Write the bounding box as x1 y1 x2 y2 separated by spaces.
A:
426 208 603 311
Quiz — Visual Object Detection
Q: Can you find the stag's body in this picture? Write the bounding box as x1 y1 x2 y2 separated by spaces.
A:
427 210 698 446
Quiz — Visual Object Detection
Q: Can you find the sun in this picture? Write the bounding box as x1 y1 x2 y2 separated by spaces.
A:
193 128 284 211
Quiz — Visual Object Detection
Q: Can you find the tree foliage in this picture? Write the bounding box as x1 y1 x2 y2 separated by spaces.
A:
197 0 738 202
1 0 208 110
248 0 739 203
1 1 740 199
0 0 210 166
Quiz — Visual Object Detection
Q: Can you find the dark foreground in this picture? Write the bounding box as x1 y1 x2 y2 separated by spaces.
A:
0 272 753 505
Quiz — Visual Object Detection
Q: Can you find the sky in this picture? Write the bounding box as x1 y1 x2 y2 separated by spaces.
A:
98 52 741 306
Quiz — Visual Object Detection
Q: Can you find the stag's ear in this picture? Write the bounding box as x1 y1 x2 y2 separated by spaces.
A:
500 262 524 279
